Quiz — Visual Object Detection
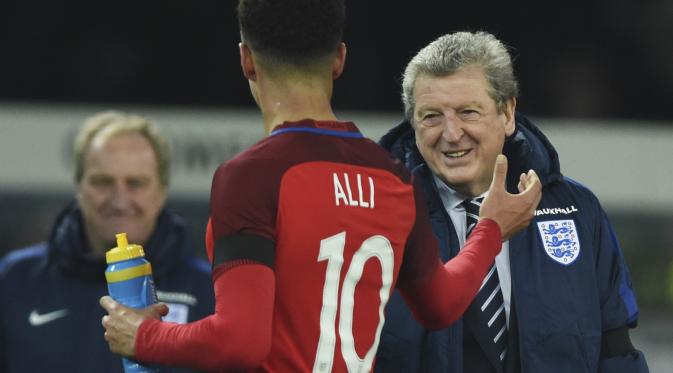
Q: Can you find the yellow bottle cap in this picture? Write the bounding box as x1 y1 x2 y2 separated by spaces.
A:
105 233 146 264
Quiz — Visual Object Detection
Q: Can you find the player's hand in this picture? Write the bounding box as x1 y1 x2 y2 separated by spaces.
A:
480 154 541 241
99 296 169 357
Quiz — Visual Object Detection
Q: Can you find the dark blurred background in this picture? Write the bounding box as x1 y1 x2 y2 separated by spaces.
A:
1 0 673 121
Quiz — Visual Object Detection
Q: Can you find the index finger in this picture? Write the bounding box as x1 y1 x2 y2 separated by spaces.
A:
519 170 542 205
520 170 540 193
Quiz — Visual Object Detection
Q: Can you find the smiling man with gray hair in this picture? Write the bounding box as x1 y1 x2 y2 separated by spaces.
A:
375 31 648 373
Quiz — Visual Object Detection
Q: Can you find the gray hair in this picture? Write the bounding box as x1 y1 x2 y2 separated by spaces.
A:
73 110 171 187
402 31 519 122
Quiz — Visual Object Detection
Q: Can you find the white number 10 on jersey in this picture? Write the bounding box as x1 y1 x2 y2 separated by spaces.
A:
313 231 395 373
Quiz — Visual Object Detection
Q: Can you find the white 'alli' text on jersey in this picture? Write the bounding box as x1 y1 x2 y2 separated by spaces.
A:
332 172 375 208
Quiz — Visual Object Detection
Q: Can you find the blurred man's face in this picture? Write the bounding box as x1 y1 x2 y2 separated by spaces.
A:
412 65 515 197
77 132 167 255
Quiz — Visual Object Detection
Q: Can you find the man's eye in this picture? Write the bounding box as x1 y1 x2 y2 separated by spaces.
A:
89 176 113 187
420 113 442 126
461 110 480 120
127 179 147 189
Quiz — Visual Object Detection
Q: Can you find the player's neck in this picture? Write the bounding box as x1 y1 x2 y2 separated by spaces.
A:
257 75 337 134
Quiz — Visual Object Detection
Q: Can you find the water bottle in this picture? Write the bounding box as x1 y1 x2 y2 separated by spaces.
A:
105 232 159 373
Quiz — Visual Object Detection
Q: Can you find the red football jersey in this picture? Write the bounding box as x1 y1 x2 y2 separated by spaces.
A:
207 120 438 372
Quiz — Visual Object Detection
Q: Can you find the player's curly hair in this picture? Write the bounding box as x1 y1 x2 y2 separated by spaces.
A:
237 0 345 68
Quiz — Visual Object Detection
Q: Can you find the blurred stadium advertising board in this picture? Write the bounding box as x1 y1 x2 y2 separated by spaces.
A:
1 103 672 212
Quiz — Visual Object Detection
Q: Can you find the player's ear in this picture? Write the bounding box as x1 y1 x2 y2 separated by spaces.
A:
332 42 347 80
239 42 257 81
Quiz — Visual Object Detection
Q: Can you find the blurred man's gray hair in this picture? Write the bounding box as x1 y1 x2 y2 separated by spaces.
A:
73 110 171 187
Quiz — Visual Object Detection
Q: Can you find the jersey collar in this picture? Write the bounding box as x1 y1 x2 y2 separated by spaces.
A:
270 119 364 138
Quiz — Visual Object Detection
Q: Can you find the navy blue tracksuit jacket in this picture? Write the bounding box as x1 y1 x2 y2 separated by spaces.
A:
0 205 215 373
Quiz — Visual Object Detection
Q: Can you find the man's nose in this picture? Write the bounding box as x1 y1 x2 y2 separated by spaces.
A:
109 183 132 210
442 116 463 142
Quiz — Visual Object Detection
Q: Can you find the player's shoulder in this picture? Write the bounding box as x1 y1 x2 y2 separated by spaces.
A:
214 138 277 178
363 139 414 185
213 130 412 187
320 129 414 184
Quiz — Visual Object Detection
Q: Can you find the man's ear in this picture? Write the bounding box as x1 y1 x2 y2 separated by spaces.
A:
332 42 347 80
239 43 257 81
503 97 517 136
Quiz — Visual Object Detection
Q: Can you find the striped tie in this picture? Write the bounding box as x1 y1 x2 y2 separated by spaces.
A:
462 198 508 365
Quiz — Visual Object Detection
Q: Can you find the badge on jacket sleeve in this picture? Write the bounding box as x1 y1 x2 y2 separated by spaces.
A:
537 220 580 265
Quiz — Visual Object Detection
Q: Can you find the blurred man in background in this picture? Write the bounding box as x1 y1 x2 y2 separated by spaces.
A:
0 110 214 372
375 31 648 373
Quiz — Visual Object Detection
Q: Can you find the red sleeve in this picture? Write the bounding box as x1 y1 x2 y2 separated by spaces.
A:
396 180 502 330
134 264 275 371
206 153 286 267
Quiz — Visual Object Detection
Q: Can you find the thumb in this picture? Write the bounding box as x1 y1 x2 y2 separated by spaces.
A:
99 295 119 312
489 154 508 193
148 302 170 318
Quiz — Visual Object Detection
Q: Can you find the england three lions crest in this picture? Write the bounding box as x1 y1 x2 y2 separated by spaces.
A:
537 220 580 265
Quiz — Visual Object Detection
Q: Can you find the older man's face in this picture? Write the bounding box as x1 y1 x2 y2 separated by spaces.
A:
412 65 515 197
77 132 167 254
